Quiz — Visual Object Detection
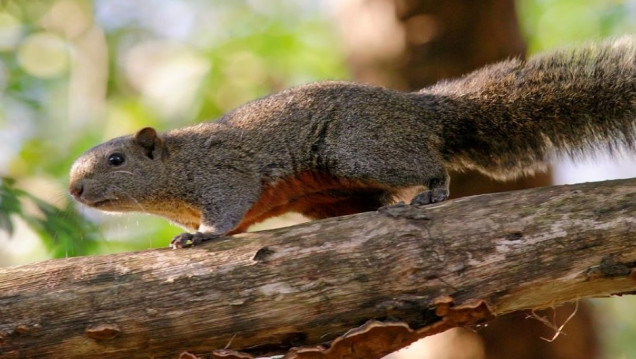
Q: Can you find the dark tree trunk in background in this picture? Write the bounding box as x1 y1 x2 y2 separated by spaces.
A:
340 0 526 89
334 0 598 358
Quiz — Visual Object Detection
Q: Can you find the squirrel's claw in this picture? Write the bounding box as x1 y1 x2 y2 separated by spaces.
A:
170 231 221 249
170 232 193 249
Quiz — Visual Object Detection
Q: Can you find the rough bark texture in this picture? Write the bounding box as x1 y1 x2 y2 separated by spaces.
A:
2 178 636 359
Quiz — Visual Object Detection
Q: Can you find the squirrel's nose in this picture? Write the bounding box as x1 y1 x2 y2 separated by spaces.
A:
69 181 84 198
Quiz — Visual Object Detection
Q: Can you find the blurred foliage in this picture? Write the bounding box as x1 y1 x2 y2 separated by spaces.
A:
518 0 636 52
0 176 101 257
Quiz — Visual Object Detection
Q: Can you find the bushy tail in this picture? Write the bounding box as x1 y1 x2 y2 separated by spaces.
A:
423 36 636 180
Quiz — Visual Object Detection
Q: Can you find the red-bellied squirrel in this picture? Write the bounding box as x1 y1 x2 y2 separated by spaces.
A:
69 36 636 248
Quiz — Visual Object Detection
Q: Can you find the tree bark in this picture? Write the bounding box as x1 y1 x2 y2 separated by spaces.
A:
2 178 636 359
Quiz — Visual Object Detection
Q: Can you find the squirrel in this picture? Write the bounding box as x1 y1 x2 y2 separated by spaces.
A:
69 36 635 248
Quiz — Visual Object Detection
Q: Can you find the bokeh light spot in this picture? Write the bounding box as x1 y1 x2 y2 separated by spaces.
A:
17 32 70 78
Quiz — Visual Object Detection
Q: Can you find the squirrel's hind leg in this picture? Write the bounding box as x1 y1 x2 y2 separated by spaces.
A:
329 144 450 206
357 166 450 206
409 188 449 205
409 176 450 205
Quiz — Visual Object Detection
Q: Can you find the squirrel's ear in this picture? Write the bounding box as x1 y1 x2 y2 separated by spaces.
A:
134 127 163 160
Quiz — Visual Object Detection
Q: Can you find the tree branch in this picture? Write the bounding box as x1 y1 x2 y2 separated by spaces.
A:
2 178 636 358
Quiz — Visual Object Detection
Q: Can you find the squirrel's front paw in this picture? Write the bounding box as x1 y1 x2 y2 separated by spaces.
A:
170 232 220 249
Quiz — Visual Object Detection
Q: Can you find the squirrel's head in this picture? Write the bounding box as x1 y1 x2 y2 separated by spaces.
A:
69 127 168 213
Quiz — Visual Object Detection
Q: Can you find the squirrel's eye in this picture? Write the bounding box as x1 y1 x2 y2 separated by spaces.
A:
108 153 126 167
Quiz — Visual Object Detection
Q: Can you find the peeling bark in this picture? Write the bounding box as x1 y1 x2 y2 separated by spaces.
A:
1 178 636 358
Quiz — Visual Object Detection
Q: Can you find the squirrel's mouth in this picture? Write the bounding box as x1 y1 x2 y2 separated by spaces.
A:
86 198 142 213
79 198 118 209
91 199 114 207
69 182 119 208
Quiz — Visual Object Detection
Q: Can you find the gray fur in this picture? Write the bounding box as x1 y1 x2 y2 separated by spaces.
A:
69 36 636 247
